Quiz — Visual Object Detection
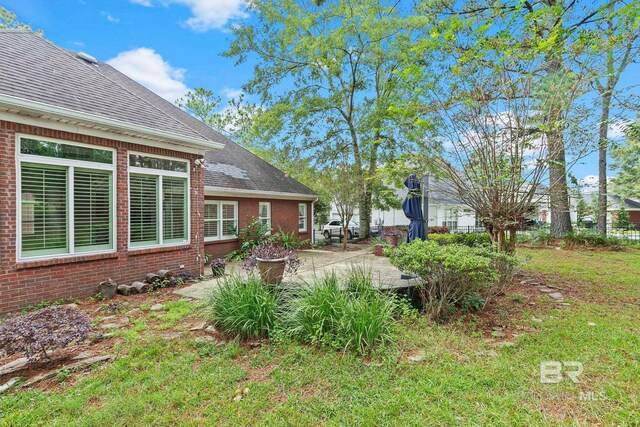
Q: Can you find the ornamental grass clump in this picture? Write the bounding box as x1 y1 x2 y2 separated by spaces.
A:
0 305 91 360
208 275 278 338
283 268 397 355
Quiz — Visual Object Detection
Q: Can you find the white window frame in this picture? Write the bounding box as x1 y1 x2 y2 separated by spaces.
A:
298 203 308 232
128 151 190 250
258 201 272 231
15 134 117 261
204 200 238 242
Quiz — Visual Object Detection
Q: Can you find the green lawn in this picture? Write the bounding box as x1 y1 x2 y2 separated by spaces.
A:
1 248 639 426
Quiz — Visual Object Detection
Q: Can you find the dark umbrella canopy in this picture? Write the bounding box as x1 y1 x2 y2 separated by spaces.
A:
402 174 426 242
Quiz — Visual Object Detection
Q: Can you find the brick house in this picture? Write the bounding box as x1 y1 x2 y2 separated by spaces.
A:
0 31 316 313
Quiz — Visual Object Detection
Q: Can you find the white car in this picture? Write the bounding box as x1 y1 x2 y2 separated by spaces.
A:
322 220 359 240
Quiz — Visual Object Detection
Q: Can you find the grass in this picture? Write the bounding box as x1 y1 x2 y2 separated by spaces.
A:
1 248 639 425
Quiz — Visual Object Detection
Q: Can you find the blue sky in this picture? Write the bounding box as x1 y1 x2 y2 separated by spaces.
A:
4 0 638 184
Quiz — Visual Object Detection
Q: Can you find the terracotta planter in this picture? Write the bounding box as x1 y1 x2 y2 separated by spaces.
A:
385 235 399 247
374 244 384 256
256 257 287 284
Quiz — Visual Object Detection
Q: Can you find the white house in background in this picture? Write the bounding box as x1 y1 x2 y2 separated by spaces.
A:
330 178 551 230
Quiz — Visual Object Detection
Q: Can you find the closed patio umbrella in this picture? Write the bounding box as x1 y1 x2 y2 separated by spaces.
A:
402 174 426 242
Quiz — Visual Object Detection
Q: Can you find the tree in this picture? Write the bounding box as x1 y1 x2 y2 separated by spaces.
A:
224 0 414 238
413 0 612 237
611 120 640 199
585 0 640 235
325 164 361 251
615 204 630 229
177 88 260 145
0 6 41 34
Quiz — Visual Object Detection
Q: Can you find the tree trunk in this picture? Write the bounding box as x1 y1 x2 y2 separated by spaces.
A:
545 50 573 238
342 225 348 251
359 188 372 239
597 90 612 236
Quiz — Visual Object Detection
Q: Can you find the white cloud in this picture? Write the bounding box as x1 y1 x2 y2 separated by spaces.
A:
101 12 120 23
609 120 630 140
221 87 243 99
130 0 153 6
107 48 190 103
130 0 248 31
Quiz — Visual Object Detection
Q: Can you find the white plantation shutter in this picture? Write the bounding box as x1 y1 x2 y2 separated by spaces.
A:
162 177 187 242
221 202 237 237
129 174 159 245
21 164 68 256
74 170 112 251
204 202 219 239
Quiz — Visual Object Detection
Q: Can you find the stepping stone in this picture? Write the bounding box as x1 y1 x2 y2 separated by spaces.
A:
190 321 207 331
548 292 564 300
407 352 425 363
150 303 164 311
588 322 597 327
538 287 554 293
491 330 506 338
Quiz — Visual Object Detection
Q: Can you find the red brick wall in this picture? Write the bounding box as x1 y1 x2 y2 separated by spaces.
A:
204 197 312 258
0 121 204 313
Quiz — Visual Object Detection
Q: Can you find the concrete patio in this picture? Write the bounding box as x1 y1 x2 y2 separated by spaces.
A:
175 248 418 300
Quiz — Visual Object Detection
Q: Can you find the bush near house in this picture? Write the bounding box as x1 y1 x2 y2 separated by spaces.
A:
388 240 517 321
428 232 492 247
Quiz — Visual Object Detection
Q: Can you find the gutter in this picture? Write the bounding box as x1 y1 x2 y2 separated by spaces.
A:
0 94 224 152
205 186 318 201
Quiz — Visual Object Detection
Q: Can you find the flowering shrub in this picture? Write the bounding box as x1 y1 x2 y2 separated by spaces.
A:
428 226 449 234
380 227 404 238
0 306 91 360
242 243 302 274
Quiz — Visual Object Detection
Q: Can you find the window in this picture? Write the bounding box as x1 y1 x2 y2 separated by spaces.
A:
258 202 271 230
298 203 307 232
17 136 115 260
204 201 237 241
442 220 458 229
128 153 189 248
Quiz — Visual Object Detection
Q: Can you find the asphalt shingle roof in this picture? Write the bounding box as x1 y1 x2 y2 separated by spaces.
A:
0 30 217 143
0 30 316 197
203 143 316 196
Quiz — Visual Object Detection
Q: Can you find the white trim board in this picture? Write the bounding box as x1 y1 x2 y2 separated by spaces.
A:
205 186 318 201
0 95 224 154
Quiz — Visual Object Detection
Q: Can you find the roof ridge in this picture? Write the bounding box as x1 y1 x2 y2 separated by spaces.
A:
97 62 218 143
34 33 214 143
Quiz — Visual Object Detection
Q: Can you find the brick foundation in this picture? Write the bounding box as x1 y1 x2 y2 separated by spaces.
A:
0 121 205 314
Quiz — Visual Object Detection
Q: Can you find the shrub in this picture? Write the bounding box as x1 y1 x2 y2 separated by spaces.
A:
283 271 397 355
208 275 278 338
0 306 91 360
529 227 553 245
564 230 621 248
272 227 306 250
428 232 492 248
428 226 449 234
228 218 271 260
388 240 504 321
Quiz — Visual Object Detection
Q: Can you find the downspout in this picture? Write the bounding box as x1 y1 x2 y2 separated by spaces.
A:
311 200 316 244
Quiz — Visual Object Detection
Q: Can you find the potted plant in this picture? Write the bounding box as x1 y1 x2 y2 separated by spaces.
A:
243 243 301 285
210 258 226 277
381 227 403 247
